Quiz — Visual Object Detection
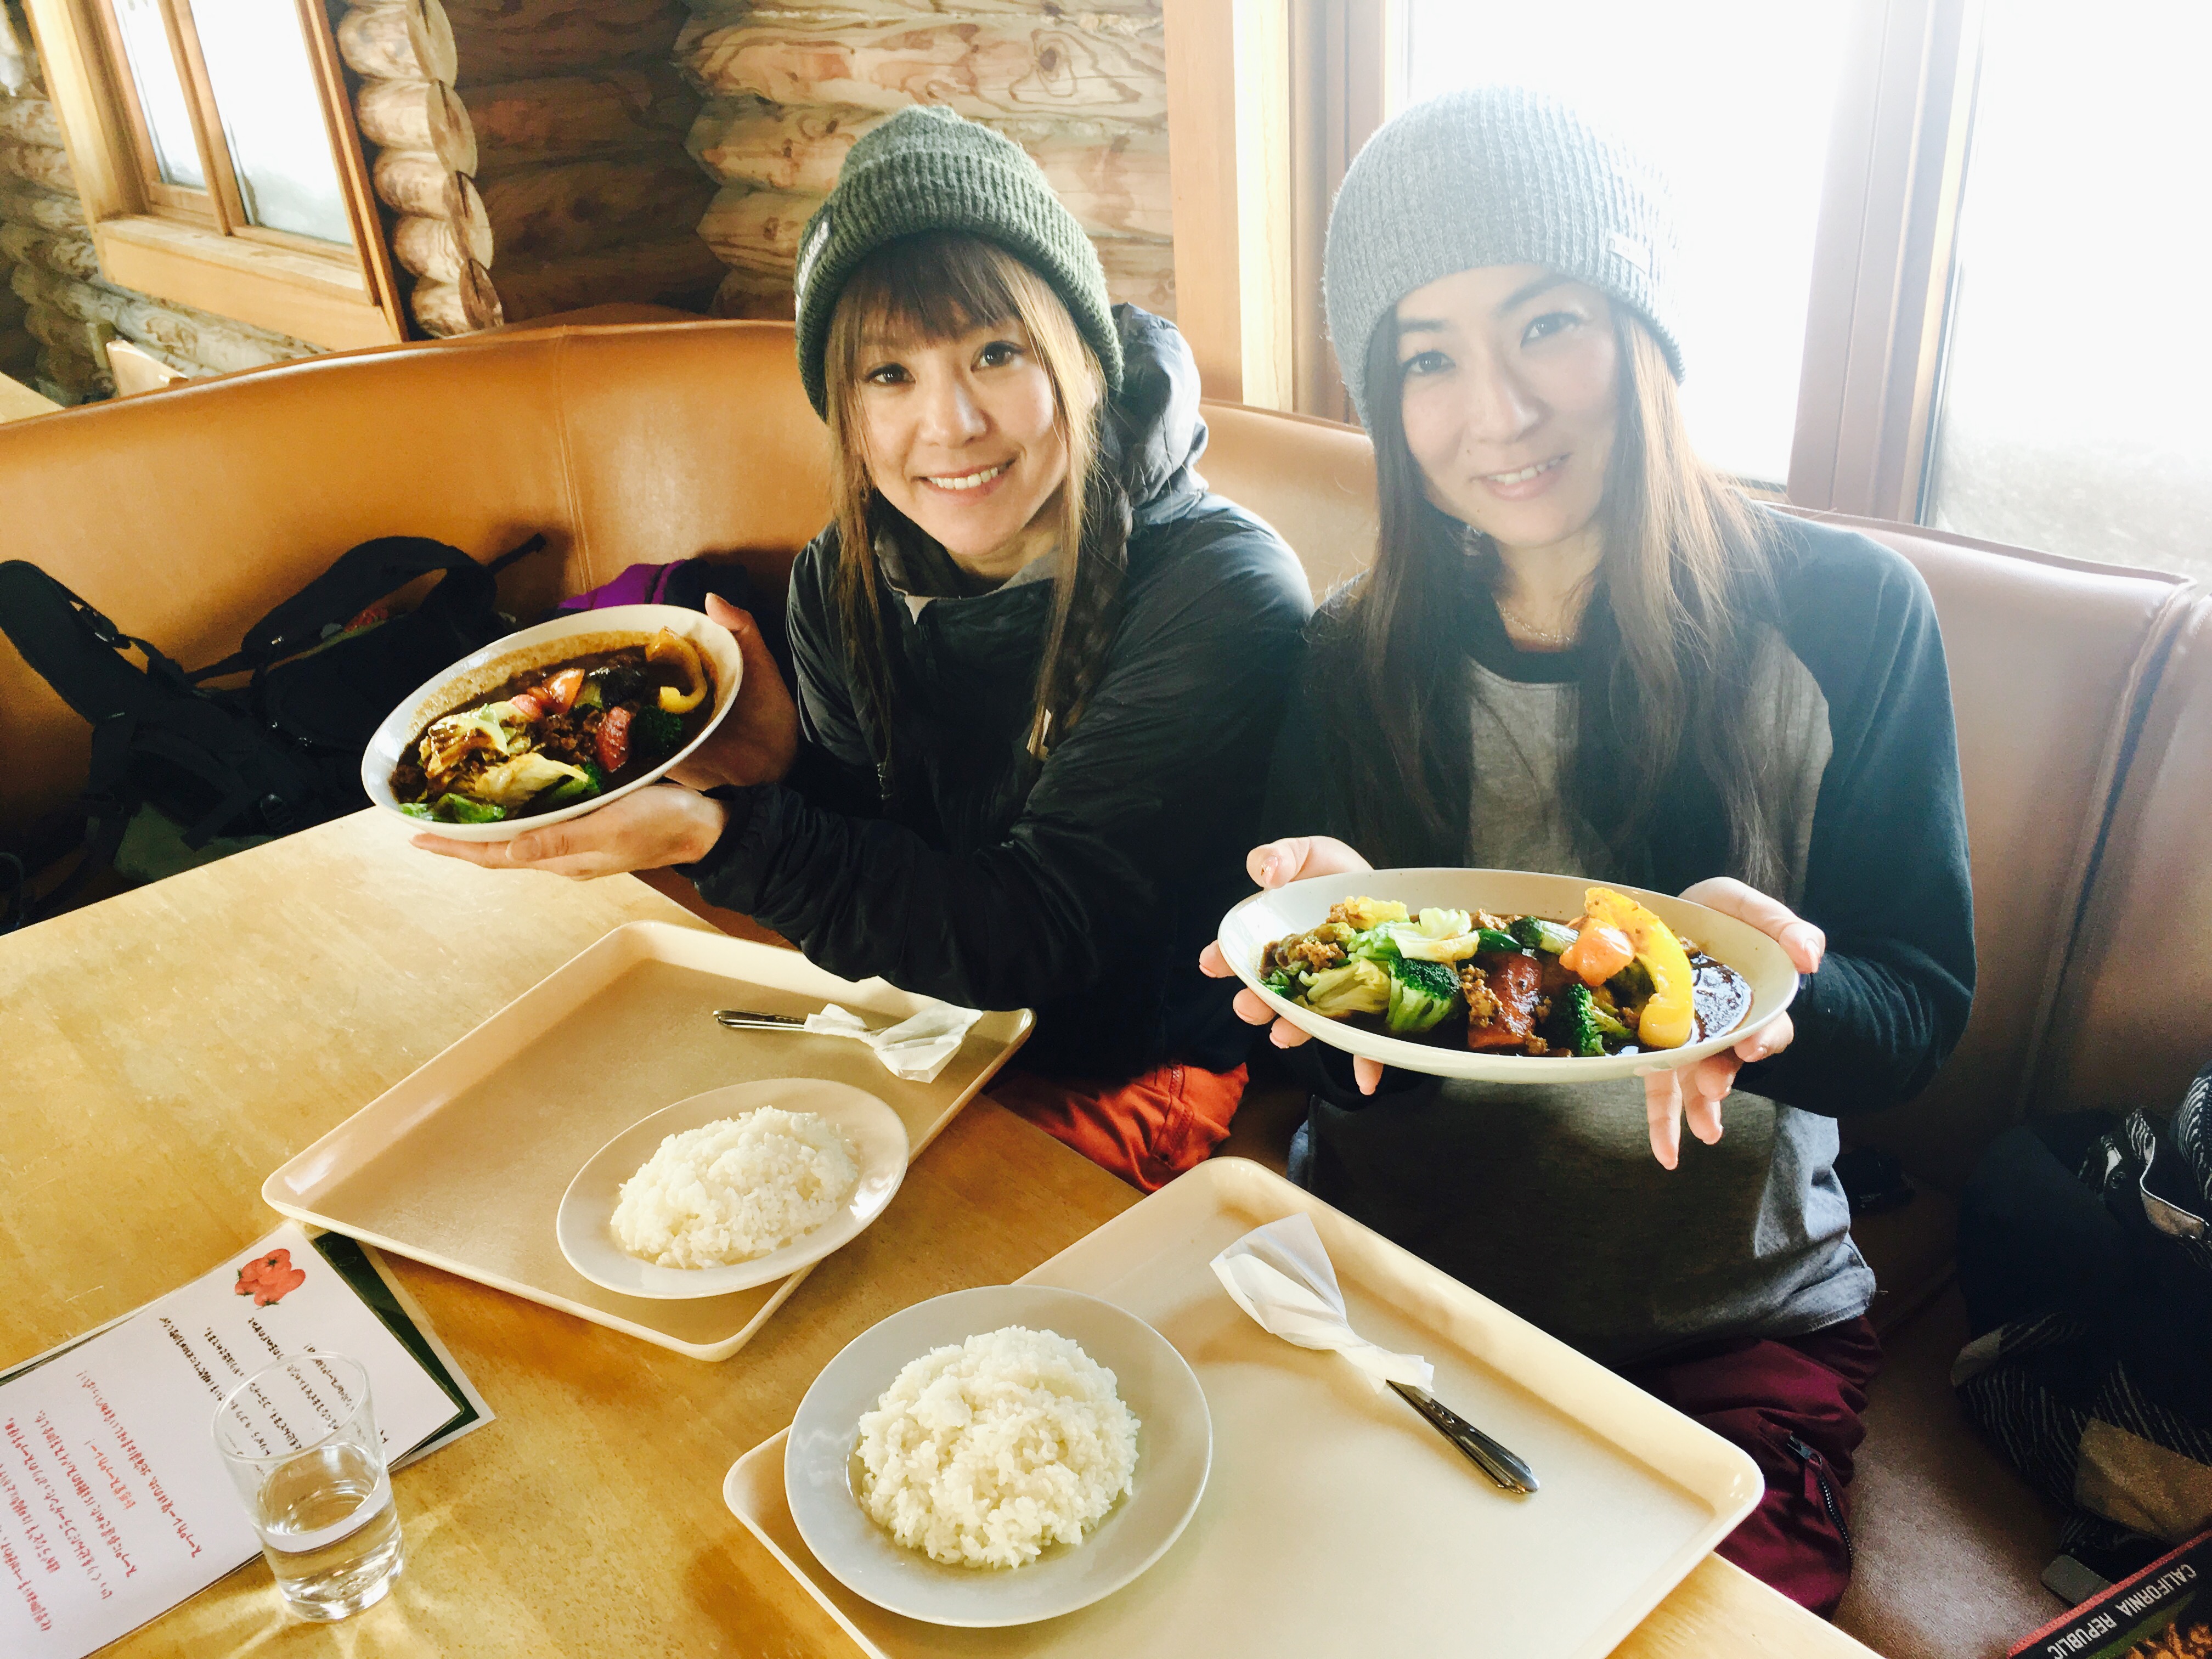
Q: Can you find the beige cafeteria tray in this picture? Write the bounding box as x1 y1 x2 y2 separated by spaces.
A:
725 1158 1761 1659
262 920 1031 1360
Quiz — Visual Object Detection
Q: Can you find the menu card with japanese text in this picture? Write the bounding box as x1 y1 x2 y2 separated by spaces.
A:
0 1223 489 1657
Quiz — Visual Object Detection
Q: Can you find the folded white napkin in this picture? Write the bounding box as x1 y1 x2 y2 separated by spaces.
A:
803 1001 982 1084
1210 1211 1434 1394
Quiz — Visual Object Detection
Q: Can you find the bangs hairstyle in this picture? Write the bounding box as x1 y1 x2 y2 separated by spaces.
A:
1329 301 1785 891
823 231 1128 765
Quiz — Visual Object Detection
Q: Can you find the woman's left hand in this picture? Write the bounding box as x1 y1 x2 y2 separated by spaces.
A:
1641 877 1825 1170
411 783 728 880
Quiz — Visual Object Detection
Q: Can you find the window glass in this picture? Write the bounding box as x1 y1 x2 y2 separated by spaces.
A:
112 0 204 189
1922 2 2212 584
188 0 352 245
1403 1 1853 487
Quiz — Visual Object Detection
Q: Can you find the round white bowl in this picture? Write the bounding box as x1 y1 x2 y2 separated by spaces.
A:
787 1285 1211 1628
362 603 744 842
1217 866 1799 1083
556 1079 909 1300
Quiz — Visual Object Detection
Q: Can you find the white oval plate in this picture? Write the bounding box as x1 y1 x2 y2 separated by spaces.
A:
787 1285 1211 1628
556 1078 909 1300
1218 866 1799 1083
364 602 745 842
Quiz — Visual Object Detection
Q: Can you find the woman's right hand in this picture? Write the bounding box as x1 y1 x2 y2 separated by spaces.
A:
669 595 800 790
1198 836 1390 1096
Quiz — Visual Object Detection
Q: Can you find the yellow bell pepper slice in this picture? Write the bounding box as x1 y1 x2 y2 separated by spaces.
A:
647 628 709 714
1582 887 1697 1049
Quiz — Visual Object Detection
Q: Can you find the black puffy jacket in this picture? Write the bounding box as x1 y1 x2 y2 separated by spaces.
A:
684 307 1313 1079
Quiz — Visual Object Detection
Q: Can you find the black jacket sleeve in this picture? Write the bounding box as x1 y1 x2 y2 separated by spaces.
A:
684 514 1312 1012
1735 522 1977 1115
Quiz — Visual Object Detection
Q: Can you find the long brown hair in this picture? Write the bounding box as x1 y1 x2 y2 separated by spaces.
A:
822 231 1130 767
1327 302 1786 891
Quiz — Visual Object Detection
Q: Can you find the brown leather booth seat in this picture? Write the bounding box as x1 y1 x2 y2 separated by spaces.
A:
1 321 829 836
5 320 2208 1658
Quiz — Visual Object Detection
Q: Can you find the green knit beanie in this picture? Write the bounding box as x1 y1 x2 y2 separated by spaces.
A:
791 104 1121 419
1325 86 1683 431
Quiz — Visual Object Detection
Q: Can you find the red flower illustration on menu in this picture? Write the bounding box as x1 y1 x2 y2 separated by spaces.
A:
234 1249 307 1306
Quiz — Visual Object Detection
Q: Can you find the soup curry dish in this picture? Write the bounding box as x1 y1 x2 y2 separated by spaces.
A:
392 629 714 825
1260 887 1750 1057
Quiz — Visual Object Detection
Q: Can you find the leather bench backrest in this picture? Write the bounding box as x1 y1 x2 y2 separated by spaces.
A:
1783 512 2196 1184
0 320 827 834
2034 592 2212 1119
1197 402 1379 597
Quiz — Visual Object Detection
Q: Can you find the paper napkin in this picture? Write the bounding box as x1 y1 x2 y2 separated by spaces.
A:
804 1001 983 1084
1210 1211 1434 1393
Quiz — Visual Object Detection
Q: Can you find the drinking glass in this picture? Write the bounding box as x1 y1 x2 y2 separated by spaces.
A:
211 1352 405 1620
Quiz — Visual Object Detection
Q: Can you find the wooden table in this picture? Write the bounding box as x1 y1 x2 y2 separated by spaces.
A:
0 811 1875 1658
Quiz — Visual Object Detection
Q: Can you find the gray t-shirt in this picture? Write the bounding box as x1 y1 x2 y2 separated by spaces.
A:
1423 642 1871 1362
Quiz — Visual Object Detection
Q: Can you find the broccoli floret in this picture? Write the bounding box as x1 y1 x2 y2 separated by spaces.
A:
1511 916 1578 955
1301 958 1391 1018
1261 967 1297 1000
1386 956 1458 1035
1559 983 1635 1056
631 707 686 757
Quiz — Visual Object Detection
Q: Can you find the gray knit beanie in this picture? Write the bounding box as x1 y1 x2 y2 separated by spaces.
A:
791 104 1121 419
1325 86 1682 430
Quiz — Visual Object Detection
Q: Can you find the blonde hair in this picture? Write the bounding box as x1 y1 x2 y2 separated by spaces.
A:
823 232 1123 764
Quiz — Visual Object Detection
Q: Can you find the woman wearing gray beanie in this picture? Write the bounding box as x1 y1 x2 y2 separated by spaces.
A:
1204 86 1974 1613
421 106 1311 1188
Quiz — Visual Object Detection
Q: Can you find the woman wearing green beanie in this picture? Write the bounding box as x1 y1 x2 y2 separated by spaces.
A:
421 105 1311 1189
1203 86 1974 1612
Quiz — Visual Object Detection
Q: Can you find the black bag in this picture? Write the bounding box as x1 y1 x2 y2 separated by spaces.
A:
0 535 544 930
1953 1065 2212 1594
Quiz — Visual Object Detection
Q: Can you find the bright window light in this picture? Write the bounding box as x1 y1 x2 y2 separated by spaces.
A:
1923 1 2212 582
1403 1 1853 486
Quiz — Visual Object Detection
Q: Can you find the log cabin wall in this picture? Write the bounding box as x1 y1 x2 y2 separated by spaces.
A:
363 0 724 334
0 0 315 402
677 0 1173 323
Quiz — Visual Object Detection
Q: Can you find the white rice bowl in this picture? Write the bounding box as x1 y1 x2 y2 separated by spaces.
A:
610 1107 858 1268
854 1325 1141 1570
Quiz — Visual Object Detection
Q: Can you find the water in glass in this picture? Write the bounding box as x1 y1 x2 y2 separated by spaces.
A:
213 1352 405 1621
254 1442 404 1618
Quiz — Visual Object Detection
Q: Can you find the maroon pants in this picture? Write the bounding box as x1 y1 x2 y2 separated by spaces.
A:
1618 1316 1881 1618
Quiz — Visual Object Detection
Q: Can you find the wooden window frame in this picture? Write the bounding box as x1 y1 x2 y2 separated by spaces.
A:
1787 0 1982 521
25 0 405 351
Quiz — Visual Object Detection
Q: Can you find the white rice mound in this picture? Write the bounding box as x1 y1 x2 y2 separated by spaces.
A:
611 1108 859 1268
855 1325 1140 1570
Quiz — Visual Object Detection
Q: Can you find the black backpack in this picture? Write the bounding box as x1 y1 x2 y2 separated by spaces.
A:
0 535 544 930
1954 1064 2212 1596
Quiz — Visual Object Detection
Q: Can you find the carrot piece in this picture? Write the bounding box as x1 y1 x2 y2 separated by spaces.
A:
1560 920 1635 987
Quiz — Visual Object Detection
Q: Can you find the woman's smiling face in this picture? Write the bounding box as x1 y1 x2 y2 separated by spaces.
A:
1393 264 1621 558
854 317 1070 575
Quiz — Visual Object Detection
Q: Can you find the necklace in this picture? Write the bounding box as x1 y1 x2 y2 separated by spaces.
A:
1494 599 1578 647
